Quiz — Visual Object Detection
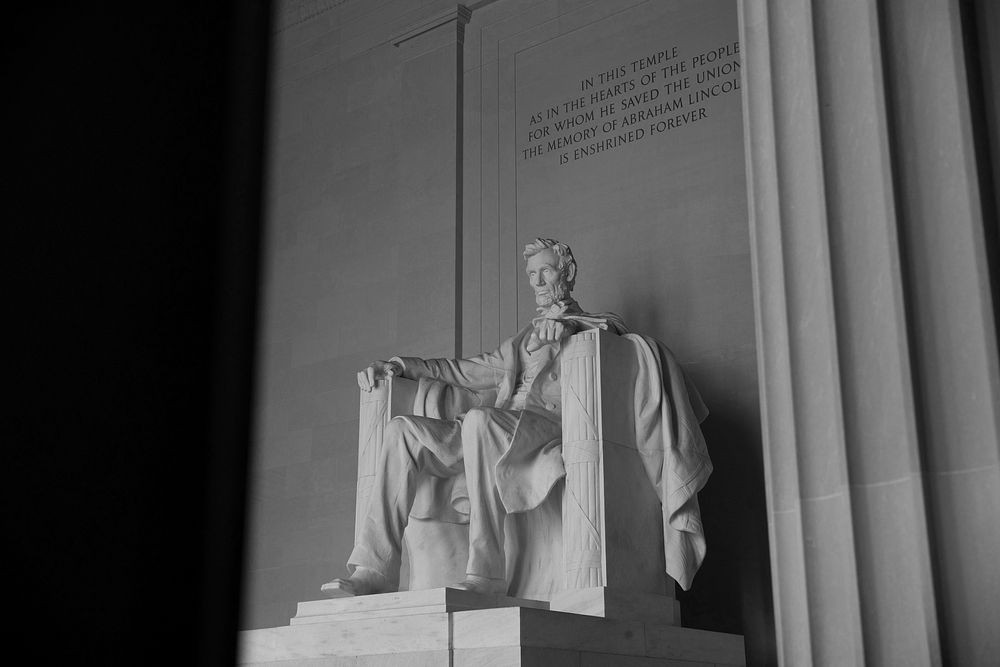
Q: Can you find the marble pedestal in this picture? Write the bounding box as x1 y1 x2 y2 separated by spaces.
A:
239 588 745 667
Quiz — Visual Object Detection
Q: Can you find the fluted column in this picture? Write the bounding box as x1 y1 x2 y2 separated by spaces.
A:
879 1 1000 663
739 0 999 664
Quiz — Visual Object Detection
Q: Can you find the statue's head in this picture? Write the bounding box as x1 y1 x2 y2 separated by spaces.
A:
523 238 577 308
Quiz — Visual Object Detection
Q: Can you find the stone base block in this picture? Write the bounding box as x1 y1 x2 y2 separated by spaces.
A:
239 589 745 667
549 586 680 625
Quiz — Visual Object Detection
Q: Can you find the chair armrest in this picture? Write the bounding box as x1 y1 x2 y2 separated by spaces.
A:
559 329 662 598
354 375 417 542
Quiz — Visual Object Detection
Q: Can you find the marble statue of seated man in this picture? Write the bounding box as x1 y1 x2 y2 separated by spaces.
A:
322 238 629 597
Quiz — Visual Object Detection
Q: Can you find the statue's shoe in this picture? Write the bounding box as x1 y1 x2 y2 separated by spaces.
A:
320 567 387 598
451 575 507 595
320 578 362 598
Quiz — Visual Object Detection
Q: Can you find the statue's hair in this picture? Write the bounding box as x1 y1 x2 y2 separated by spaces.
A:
523 238 576 290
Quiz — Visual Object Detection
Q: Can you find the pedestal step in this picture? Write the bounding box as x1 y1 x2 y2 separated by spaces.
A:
292 587 548 624
239 589 745 666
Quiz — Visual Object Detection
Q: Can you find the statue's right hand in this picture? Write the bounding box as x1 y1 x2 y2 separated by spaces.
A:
357 359 402 392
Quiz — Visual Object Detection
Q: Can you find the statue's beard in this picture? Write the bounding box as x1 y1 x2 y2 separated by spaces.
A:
534 280 570 308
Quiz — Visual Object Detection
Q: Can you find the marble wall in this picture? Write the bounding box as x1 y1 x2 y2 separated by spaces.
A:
244 0 463 630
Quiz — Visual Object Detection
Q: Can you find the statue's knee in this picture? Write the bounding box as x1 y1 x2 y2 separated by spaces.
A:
382 416 418 456
384 416 408 440
461 408 509 465
462 407 491 434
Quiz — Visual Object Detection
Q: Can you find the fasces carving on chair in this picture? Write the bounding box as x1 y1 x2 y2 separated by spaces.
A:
322 238 712 620
560 332 604 591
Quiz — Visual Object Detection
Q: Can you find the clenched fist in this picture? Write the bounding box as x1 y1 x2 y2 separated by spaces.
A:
525 317 577 353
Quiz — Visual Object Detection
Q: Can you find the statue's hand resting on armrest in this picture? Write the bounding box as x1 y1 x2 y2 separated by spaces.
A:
357 359 403 392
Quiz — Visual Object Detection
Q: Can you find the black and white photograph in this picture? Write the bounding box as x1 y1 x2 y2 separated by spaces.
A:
9 1 998 665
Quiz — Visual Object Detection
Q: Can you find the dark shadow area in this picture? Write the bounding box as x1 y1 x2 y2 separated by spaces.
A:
6 2 270 663
679 412 777 667
961 0 1000 347
619 258 775 664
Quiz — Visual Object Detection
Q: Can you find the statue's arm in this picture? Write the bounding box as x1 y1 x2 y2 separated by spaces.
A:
356 348 505 393
392 347 506 391
357 328 522 393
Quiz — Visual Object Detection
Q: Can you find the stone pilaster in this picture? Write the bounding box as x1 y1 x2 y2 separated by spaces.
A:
880 1 1000 663
391 5 471 356
739 0 999 663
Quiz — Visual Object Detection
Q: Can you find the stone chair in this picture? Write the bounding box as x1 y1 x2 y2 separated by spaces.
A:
354 329 679 623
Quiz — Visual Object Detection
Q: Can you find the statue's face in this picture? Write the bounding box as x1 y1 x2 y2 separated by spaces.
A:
525 248 569 307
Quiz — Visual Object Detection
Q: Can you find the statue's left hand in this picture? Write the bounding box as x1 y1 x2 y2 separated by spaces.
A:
535 318 570 344
527 313 578 352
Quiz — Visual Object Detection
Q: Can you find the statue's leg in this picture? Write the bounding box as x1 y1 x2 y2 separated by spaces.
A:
328 415 462 597
458 407 520 594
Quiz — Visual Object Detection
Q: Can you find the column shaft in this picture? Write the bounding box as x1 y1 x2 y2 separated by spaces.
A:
740 0 999 663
